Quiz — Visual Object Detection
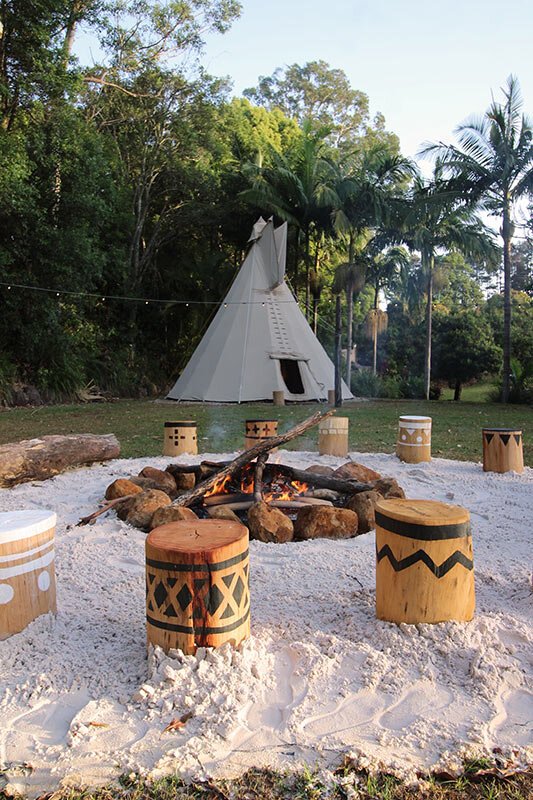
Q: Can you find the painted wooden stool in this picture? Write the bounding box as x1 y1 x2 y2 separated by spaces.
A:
163 421 198 456
482 428 524 474
0 510 57 638
318 416 349 457
396 415 432 463
244 419 278 450
375 498 474 624
146 519 250 655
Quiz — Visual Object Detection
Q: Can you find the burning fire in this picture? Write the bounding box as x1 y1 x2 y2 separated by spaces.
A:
204 464 308 502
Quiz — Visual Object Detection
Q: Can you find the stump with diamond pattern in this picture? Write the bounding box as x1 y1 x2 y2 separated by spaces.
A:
482 428 524 474
146 519 250 654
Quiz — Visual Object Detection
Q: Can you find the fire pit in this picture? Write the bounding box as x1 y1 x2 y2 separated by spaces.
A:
80 411 406 541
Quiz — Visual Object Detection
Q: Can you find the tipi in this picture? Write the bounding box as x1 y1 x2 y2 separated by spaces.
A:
167 218 353 403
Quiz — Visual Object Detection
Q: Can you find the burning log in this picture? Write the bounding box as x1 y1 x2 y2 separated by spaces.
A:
253 453 268 503
264 464 371 495
205 497 332 512
172 410 335 508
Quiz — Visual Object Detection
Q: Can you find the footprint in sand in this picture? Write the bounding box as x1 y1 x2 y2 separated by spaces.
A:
244 645 306 732
405 469 437 484
68 698 148 753
378 683 452 731
492 688 533 747
115 556 143 572
300 689 385 738
0 690 90 766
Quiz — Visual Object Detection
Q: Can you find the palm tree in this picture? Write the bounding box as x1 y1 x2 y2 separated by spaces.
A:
365 246 410 373
333 238 368 387
331 146 415 386
240 121 337 319
401 169 497 400
422 76 533 401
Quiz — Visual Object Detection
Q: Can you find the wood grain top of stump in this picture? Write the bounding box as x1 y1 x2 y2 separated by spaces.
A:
482 427 522 434
375 498 470 527
146 519 248 560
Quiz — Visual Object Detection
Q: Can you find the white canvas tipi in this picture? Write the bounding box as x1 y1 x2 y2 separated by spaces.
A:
167 218 353 402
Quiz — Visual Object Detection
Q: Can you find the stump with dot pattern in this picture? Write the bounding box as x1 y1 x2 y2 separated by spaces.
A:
396 415 432 463
0 510 57 639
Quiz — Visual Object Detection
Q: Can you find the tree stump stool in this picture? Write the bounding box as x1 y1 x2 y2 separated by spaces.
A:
244 419 278 451
272 390 285 406
375 498 474 624
396 415 432 463
163 421 198 456
0 510 57 638
318 416 349 457
482 428 524 474
146 519 250 654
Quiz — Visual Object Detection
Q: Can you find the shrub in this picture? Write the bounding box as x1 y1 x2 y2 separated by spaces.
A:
351 370 386 398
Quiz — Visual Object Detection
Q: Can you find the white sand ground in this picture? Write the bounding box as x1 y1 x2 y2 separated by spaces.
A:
0 450 531 796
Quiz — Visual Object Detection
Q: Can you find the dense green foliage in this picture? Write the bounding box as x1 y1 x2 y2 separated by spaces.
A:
0 4 532 404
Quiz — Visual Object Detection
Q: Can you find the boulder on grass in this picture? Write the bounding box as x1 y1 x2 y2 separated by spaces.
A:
294 506 358 541
150 505 198 530
248 501 293 543
105 478 144 501
345 490 381 533
138 467 177 495
372 477 405 499
124 489 171 531
334 461 382 483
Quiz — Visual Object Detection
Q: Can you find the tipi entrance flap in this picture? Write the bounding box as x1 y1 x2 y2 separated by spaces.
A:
268 352 309 362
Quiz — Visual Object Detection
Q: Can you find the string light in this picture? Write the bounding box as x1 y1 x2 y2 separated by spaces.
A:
0 281 301 306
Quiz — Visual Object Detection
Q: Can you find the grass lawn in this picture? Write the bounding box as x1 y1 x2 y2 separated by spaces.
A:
0 397 531 466
3 765 530 800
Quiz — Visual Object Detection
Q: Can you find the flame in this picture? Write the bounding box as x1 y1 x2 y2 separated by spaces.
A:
204 465 308 503
205 473 232 497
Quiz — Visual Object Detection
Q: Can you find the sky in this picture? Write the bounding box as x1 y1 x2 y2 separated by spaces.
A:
197 0 533 165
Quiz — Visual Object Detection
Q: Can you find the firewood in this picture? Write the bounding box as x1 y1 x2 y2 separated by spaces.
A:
172 410 335 508
265 464 371 495
253 453 268 503
0 434 120 488
78 494 136 526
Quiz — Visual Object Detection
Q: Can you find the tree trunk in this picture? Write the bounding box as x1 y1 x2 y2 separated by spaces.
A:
454 381 462 401
335 293 343 406
501 200 513 403
305 228 311 322
423 253 434 401
0 434 120 488
345 279 354 387
63 1 86 62
313 296 319 335
372 281 379 376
